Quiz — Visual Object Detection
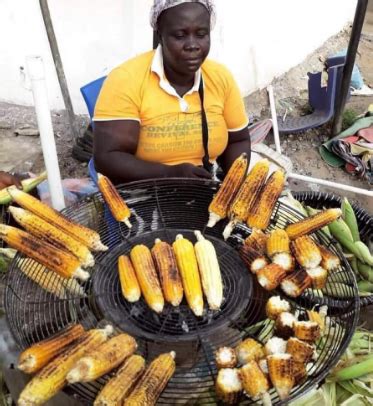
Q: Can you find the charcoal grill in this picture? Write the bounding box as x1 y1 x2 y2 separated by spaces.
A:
4 179 360 405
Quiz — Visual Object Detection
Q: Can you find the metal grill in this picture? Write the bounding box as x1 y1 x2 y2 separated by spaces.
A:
4 179 360 405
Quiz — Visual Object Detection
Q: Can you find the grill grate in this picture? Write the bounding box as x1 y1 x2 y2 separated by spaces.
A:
4 179 360 405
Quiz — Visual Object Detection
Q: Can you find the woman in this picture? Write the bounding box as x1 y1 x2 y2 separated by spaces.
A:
0 171 21 190
93 0 250 184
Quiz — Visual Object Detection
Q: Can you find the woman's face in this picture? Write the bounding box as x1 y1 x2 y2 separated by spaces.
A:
158 3 211 75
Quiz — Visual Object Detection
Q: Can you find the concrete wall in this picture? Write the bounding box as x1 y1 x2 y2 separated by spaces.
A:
0 0 357 114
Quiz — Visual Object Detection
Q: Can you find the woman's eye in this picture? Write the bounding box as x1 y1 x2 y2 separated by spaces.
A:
174 33 185 39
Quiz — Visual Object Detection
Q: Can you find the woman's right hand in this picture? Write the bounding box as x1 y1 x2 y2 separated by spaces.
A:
170 163 212 179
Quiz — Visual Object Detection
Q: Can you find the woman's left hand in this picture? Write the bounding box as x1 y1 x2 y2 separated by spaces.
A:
0 171 22 190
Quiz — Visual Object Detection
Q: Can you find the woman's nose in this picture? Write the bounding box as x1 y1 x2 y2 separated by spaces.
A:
184 35 201 51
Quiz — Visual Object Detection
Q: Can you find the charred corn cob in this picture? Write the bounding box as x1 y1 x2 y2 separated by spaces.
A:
274 312 296 339
294 321 321 342
318 244 340 271
9 206 95 268
258 358 269 376
264 337 287 356
18 324 85 374
194 231 223 310
123 351 176 406
293 361 307 385
67 333 137 383
236 338 265 365
215 347 238 369
267 353 295 400
257 264 287 291
240 243 269 274
266 296 291 320
273 252 295 273
247 170 285 230
307 306 328 333
18 326 113 406
0 224 89 281
243 229 269 252
173 235 204 316
286 337 314 364
285 208 342 240
118 255 141 303
306 266 328 289
239 361 271 404
8 186 107 251
94 354 146 406
215 368 243 405
267 229 290 257
151 239 183 306
280 269 312 298
207 153 248 228
223 159 270 240
130 245 164 313
291 236 322 269
97 173 132 228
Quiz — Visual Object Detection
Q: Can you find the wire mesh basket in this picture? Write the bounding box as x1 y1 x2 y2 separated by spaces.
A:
4 179 360 405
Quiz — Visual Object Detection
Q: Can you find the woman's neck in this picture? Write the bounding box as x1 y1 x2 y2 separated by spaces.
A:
164 64 195 90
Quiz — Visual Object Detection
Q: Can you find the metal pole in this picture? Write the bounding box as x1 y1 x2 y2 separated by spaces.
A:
39 0 79 140
332 0 368 136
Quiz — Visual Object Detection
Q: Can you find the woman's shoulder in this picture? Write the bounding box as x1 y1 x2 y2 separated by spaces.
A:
202 59 235 87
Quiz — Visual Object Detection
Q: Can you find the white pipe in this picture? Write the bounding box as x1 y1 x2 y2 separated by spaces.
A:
267 85 282 154
26 56 65 210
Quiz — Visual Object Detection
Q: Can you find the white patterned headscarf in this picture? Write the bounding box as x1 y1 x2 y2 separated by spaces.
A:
150 0 216 31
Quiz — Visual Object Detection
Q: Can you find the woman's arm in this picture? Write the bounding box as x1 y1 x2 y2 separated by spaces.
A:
94 121 211 184
0 171 22 190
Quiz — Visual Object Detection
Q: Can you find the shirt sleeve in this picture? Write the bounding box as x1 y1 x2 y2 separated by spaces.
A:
93 67 141 121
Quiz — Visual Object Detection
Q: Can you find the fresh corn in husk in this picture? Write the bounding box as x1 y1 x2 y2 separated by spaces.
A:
7 186 107 251
267 229 290 257
267 353 295 400
306 266 328 289
173 234 204 316
18 326 113 406
257 264 287 291
67 333 137 383
236 338 265 364
123 351 176 406
280 269 312 298
240 244 269 274
239 361 271 404
97 173 132 228
130 245 164 313
264 337 287 356
294 321 321 342
9 206 95 268
285 208 342 240
207 153 248 228
273 252 295 273
0 225 89 281
286 337 314 363
215 347 238 369
94 354 146 406
291 236 322 269
194 231 223 310
247 170 285 230
18 324 85 374
215 368 243 405
318 244 340 271
151 239 183 306
118 255 141 303
274 312 296 339
266 296 291 320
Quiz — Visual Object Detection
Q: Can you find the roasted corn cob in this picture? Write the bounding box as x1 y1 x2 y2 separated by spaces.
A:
18 326 113 406
215 368 243 405
151 239 183 306
18 324 85 374
9 206 95 268
264 337 287 356
247 170 285 230
67 333 137 383
294 321 321 342
258 358 269 376
94 354 146 406
240 244 269 274
291 236 322 269
118 255 141 303
239 361 271 405
97 173 132 228
285 208 342 240
215 347 238 369
0 225 89 281
272 252 295 273
306 266 328 289
274 312 296 339
266 296 291 320
266 229 290 257
194 231 223 310
207 153 248 228
236 338 265 364
223 159 270 240
280 269 312 298
293 361 307 385
307 306 328 333
8 186 107 251
130 245 164 313
318 244 340 271
286 337 314 364
257 264 287 291
123 351 176 406
243 228 269 252
267 353 295 400
173 234 204 316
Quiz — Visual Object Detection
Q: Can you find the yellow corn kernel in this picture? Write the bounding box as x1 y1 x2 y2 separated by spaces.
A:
151 239 183 306
265 296 291 320
243 228 269 253
294 321 321 342
7 186 107 251
257 264 287 291
247 170 285 230
318 244 340 271
215 368 243 405
267 354 295 400
118 255 141 303
235 338 265 365
97 173 132 228
239 361 270 403
173 234 204 316
267 229 290 257
291 236 322 269
18 324 85 374
215 347 237 369
286 337 314 364
130 245 164 313
207 153 248 228
0 225 89 281
123 351 176 406
285 208 342 240
307 306 327 333
306 266 328 289
280 269 312 298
